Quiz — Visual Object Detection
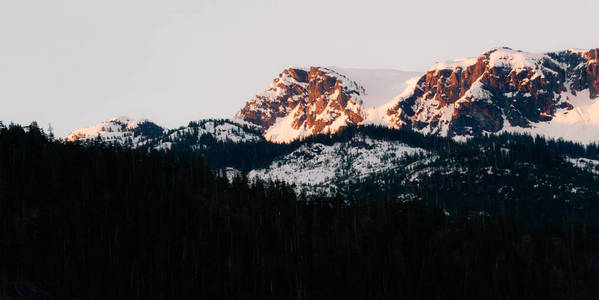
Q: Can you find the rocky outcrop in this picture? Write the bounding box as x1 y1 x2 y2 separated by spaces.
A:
586 49 599 98
238 67 365 142
236 47 599 142
387 47 599 136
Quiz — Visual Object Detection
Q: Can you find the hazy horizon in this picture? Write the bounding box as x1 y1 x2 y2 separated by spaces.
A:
2 0 598 137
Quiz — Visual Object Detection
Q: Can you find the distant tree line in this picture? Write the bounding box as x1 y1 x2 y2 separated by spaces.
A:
175 124 599 172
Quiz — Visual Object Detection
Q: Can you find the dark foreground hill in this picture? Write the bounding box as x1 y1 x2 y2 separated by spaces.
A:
1 122 599 299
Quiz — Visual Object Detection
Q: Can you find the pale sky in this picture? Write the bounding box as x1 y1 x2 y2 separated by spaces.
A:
1 0 598 137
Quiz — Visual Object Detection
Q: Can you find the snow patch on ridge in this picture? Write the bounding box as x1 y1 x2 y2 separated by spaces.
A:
249 136 426 195
500 89 599 143
430 57 478 71
429 47 553 74
363 75 423 126
328 67 421 108
264 105 312 143
154 119 263 150
66 116 161 144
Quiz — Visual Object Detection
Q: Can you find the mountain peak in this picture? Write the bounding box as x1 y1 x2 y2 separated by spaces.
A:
237 66 367 143
386 47 599 142
66 117 164 143
67 48 599 145
237 66 419 143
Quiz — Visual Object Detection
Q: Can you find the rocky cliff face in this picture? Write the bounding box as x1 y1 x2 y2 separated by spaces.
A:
386 47 599 136
237 67 366 142
585 49 599 98
70 48 599 146
238 48 599 143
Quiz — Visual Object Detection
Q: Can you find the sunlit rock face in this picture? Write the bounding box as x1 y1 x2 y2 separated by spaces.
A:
585 49 599 98
238 48 599 143
386 47 599 136
238 67 366 143
69 48 599 145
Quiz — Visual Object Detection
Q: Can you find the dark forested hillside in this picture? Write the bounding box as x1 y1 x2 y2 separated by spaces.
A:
1 122 599 299
162 124 599 226
338 128 599 226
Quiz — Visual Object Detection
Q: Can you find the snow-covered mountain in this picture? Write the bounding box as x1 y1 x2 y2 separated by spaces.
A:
66 117 164 145
70 47 599 146
65 116 599 198
237 66 420 143
151 119 263 151
248 134 425 195
387 47 599 142
236 128 599 197
67 117 263 150
238 47 599 144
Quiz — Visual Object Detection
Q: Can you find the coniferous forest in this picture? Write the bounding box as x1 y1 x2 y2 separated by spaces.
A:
1 122 599 299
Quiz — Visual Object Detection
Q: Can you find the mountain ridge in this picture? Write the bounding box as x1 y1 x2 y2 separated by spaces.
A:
237 47 599 143
386 47 599 141
66 116 164 145
67 47 599 145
